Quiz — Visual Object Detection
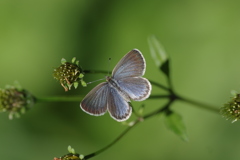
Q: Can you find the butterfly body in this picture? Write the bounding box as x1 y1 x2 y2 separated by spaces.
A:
80 49 152 121
107 76 131 102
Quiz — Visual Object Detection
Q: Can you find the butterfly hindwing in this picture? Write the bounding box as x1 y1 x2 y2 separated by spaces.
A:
116 77 152 101
107 87 132 122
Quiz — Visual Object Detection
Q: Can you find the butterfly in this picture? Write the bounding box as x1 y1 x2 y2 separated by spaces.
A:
80 49 152 121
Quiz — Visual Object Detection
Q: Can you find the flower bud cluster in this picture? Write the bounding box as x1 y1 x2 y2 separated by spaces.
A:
220 93 240 123
53 57 86 91
0 84 35 119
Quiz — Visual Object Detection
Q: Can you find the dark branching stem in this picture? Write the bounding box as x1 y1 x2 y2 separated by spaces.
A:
84 120 140 159
83 88 171 159
143 99 173 120
82 79 218 159
47 70 218 159
84 100 174 159
149 80 169 91
178 96 219 113
84 70 109 75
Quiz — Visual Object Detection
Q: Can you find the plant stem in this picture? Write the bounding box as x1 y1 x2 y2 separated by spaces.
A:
149 80 169 91
84 120 140 159
36 96 83 103
178 96 219 113
143 100 173 119
82 94 219 159
83 100 173 159
149 94 170 99
35 94 170 103
84 70 109 75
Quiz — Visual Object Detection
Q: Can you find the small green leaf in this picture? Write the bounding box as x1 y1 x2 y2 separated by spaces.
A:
67 83 72 90
73 81 79 89
68 145 75 154
230 90 238 96
81 80 87 87
148 35 168 66
79 154 84 159
14 112 20 118
79 73 84 78
72 57 76 63
13 81 22 91
76 60 79 66
67 145 71 152
61 58 67 64
160 59 170 78
20 107 26 114
148 35 170 78
164 111 189 142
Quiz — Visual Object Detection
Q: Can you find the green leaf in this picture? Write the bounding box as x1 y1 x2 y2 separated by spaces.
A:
72 57 76 63
148 35 170 78
67 83 72 90
81 80 87 87
79 154 84 159
73 81 79 89
13 81 22 91
164 111 189 142
79 73 84 78
20 107 26 114
160 59 170 78
76 60 79 66
148 35 168 66
61 58 67 64
230 90 238 96
68 145 75 154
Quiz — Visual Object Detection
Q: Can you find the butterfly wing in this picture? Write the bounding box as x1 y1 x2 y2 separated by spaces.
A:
81 49 149 121
107 87 132 122
80 82 109 116
112 49 146 79
116 77 151 101
112 49 151 101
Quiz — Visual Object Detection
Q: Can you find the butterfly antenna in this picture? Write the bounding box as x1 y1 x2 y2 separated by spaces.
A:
108 57 111 76
87 78 105 85
87 57 112 85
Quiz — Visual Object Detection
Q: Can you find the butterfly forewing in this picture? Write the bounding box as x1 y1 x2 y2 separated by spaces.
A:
80 82 109 116
116 77 151 101
112 49 146 79
107 87 132 121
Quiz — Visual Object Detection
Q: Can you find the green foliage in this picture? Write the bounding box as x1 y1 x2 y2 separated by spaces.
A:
61 58 67 64
164 111 189 142
148 35 170 78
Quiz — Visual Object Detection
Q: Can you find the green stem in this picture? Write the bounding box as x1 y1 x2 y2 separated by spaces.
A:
34 94 170 103
178 96 219 113
83 101 173 160
84 70 109 75
84 120 140 159
149 80 169 91
36 96 83 103
82 92 218 159
149 94 169 99
143 100 173 119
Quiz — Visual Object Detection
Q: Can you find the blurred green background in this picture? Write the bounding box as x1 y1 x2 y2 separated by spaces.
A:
1 0 240 159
